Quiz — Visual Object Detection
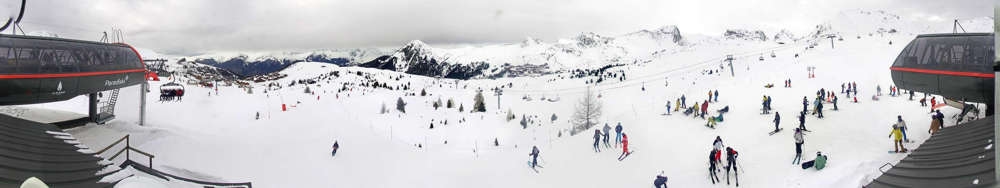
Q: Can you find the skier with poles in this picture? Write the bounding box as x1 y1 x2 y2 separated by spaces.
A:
708 149 721 184
615 122 623 147
793 128 804 164
529 146 541 168
593 129 602 152
602 123 612 148
618 133 631 160
725 147 740 186
772 112 781 133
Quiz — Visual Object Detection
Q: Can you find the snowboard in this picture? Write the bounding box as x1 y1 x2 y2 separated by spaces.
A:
888 150 909 154
618 150 634 161
768 128 784 135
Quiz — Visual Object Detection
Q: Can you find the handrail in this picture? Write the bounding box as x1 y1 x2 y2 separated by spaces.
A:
93 135 129 155
121 160 253 188
92 134 156 169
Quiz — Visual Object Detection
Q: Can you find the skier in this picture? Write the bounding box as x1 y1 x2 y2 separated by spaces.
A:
701 100 709 119
852 82 857 96
529 146 540 168
681 95 687 108
909 90 914 101
708 91 713 103
876 85 882 96
615 123 623 147
930 96 937 112
816 100 824 118
666 100 672 115
832 95 838 110
841 83 845 93
761 95 769 114
714 90 719 102
798 111 807 131
793 128 804 164
653 171 669 188
331 141 340 157
896 115 909 142
773 112 781 132
802 97 808 113
801 151 828 170
708 149 721 184
713 136 724 151
618 133 630 160
766 96 772 111
725 147 739 186
593 129 602 152
920 97 927 106
602 123 612 148
889 125 907 152
675 98 681 112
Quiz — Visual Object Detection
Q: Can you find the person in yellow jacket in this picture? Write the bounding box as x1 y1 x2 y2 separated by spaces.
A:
693 102 700 117
675 99 681 112
889 125 907 152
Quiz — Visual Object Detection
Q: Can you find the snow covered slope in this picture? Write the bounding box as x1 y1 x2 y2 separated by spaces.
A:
11 9 991 188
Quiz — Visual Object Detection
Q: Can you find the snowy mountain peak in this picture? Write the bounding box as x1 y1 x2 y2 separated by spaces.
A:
626 25 683 43
520 37 543 47
574 32 614 48
772 29 796 42
723 29 769 41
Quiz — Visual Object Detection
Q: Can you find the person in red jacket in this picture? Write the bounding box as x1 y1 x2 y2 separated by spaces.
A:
701 100 709 119
618 134 630 160
929 97 937 112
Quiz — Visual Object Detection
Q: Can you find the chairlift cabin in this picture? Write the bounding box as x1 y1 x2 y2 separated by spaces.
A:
889 33 994 114
159 82 185 101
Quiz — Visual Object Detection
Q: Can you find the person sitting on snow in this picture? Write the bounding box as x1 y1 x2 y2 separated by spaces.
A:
801 151 828 170
653 171 669 188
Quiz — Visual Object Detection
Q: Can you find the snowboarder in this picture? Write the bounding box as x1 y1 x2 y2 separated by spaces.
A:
593 129 602 152
653 171 669 188
773 112 781 132
615 123 623 147
708 149 721 184
602 123 612 148
714 90 719 102
331 141 340 157
707 116 718 128
889 125 907 152
801 151 828 170
618 134 630 160
725 147 739 186
693 102 701 118
793 128 804 164
529 146 540 168
896 115 909 142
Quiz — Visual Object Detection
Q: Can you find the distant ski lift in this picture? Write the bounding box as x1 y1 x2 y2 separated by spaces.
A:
838 37 844 41
725 55 734 61
758 54 765 61
770 51 776 58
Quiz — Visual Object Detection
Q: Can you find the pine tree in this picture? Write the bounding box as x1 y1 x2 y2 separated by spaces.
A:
551 113 558 122
396 97 407 113
570 87 601 135
447 98 454 108
459 103 465 112
380 102 387 114
433 98 442 110
421 88 427 96
473 90 486 112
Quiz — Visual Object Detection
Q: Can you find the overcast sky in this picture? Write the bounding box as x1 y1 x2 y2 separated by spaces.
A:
0 0 991 55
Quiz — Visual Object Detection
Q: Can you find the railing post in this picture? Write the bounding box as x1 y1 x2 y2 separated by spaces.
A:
126 135 130 161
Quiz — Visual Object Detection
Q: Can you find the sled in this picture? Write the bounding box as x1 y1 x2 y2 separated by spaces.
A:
768 128 784 135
